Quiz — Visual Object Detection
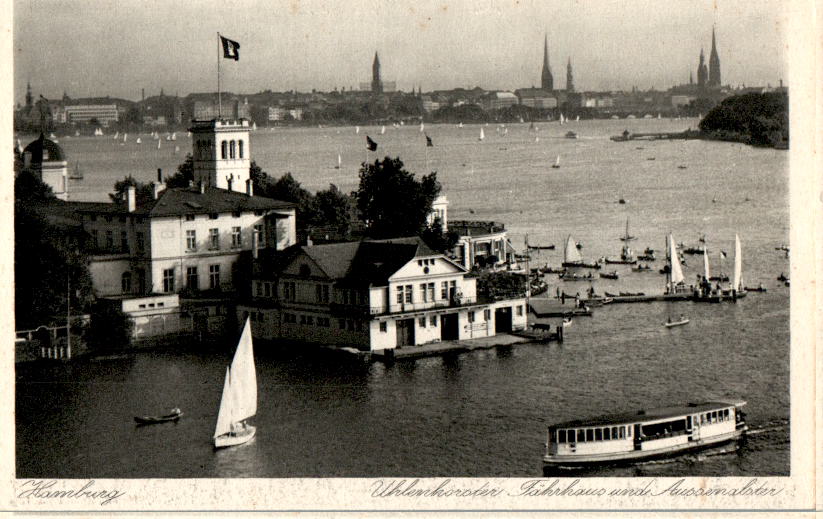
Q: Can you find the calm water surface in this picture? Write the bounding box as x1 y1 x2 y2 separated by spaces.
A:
17 119 789 477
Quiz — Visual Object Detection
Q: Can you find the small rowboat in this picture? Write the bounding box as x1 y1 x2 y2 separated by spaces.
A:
134 408 182 425
562 318 573 327
664 318 690 328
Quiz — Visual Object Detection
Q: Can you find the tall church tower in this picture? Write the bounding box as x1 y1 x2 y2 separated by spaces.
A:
371 52 383 94
189 119 252 194
708 26 721 87
697 48 708 88
566 58 574 92
25 81 33 108
541 35 554 91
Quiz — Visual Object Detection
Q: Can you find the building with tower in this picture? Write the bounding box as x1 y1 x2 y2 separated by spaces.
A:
566 58 574 92
708 27 721 88
190 118 251 193
371 52 383 94
25 81 33 109
20 133 68 200
541 35 554 91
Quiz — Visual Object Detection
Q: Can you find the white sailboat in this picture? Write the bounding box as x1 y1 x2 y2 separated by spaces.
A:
335 153 342 169
551 155 560 169
703 245 711 281
575 115 580 122
479 128 485 141
733 234 743 292
562 235 584 266
419 121 425 133
114 131 119 139
252 122 257 131
458 122 463 128
123 133 127 143
559 113 566 125
355 126 360 134
136 137 142 144
667 233 685 293
171 132 177 141
535 136 540 143
214 318 257 449
380 125 386 135
157 139 162 150
174 145 180 153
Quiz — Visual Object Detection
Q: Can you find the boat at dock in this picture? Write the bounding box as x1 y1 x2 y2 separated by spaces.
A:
599 271 619 280
134 408 182 425
605 218 637 264
664 316 690 327
214 318 257 449
542 401 747 469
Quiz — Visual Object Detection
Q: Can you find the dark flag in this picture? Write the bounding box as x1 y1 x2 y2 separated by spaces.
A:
425 134 433 147
366 136 378 151
220 35 241 61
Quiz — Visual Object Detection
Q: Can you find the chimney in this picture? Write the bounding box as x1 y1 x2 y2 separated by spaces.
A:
226 174 233 192
199 180 205 194
188 179 194 188
246 178 253 197
157 168 162 182
306 236 313 247
126 185 136 212
252 232 258 259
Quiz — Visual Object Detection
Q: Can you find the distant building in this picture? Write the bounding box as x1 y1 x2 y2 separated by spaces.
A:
21 134 68 200
697 49 708 88
541 35 554 91
515 88 557 109
359 81 396 93
671 95 695 108
268 106 304 121
238 236 527 351
483 91 519 110
421 95 441 112
64 104 119 125
193 99 250 120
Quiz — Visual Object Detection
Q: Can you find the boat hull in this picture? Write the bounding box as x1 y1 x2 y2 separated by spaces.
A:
134 412 182 424
543 428 745 470
214 424 256 448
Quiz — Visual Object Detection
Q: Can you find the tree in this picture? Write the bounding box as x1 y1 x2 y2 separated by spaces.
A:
420 218 459 254
86 300 133 350
314 183 357 236
165 153 194 188
15 169 55 202
109 175 154 206
355 157 441 239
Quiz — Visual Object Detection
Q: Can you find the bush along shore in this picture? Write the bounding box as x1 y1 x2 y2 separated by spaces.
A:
698 92 788 149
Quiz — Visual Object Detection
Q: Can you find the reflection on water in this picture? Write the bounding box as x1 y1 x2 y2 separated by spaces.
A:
17 120 788 477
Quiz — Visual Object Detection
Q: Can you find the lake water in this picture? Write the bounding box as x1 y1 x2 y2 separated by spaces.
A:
16 119 789 477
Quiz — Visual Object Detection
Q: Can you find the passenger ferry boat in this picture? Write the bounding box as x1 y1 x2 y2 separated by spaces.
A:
543 401 747 469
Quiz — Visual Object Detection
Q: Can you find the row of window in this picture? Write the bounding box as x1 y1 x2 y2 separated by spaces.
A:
88 214 144 224
282 312 364 331
699 409 731 425
277 281 364 305
396 280 457 304
154 265 222 293
185 226 263 252
194 139 246 161
556 425 632 444
91 229 145 253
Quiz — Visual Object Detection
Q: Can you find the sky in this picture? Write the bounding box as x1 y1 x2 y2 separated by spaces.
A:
13 0 788 103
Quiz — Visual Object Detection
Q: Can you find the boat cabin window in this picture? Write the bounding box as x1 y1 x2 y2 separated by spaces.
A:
577 430 585 442
604 428 610 440
586 429 593 442
595 429 602 441
558 430 566 443
724 409 730 420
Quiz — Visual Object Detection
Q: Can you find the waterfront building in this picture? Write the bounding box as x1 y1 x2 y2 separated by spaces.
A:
541 35 554 91
421 95 441 112
268 106 304 121
238 236 527 351
483 91 519 111
63 104 119 125
20 134 68 200
708 27 721 88
515 88 557 109
450 220 515 269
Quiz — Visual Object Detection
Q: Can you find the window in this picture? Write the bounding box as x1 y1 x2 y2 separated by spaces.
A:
105 230 113 249
627 427 632 438
419 317 426 328
441 281 448 299
379 322 387 332
162 268 175 293
558 430 566 443
121 272 131 294
604 428 611 441
318 317 330 327
306 316 314 326
427 283 435 301
468 311 475 323
186 230 197 251
299 315 306 325
221 141 227 159
209 213 218 220
264 282 272 297
238 140 244 158
105 216 112 223
120 231 128 251
136 232 144 253
619 427 625 439
404 284 413 303
209 228 219 249
209 264 220 289
232 211 241 218
339 318 346 329
577 430 585 442
595 429 602 441
187 267 199 290
254 224 265 248
430 315 437 327
315 284 329 303
186 214 195 221
89 215 97 222
229 140 236 159
517 305 524 316
231 226 241 248
284 313 296 324
586 429 594 442
396 286 404 304
254 281 263 297
283 281 296 301
612 427 618 439
420 283 428 302
484 309 491 321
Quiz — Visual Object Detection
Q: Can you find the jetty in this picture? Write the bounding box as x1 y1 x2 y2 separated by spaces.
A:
529 298 594 317
610 129 703 142
371 331 562 362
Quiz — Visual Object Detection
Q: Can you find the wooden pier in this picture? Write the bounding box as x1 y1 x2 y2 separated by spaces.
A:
610 130 703 142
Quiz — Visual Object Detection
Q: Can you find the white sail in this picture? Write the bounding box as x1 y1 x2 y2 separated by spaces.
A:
355 126 360 134
703 245 711 279
479 128 485 141
554 155 560 167
419 122 425 133
575 115 580 121
534 136 539 143
136 137 142 144
157 139 161 149
171 132 177 141
380 125 386 135
337 154 342 168
564 235 583 264
230 318 257 422
123 133 127 142
214 367 234 438
669 234 684 284
114 131 119 139
458 122 463 128
733 234 743 291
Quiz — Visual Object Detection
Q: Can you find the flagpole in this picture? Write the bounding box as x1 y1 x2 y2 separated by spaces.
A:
217 32 222 119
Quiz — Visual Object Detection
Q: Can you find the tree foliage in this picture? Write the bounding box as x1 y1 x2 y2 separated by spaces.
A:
109 175 155 206
164 153 194 188
355 156 442 239
699 92 788 147
86 300 133 350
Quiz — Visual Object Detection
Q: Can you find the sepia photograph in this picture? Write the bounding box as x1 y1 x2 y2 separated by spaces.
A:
6 0 816 512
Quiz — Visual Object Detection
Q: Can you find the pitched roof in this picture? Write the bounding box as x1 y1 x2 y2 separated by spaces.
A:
76 186 295 217
285 236 442 286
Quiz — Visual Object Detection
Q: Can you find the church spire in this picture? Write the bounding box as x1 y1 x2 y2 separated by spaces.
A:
566 57 574 92
708 25 721 87
25 81 33 108
371 51 383 94
541 34 553 91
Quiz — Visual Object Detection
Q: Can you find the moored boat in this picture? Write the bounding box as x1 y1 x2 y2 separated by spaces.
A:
562 235 601 269
664 316 690 327
543 401 747 469
214 318 257 449
134 408 182 424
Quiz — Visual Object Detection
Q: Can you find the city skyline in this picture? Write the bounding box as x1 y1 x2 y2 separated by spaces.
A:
14 0 786 103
